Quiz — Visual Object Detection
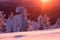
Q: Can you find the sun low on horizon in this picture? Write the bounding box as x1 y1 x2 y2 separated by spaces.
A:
40 0 51 3
39 0 53 12
41 0 49 3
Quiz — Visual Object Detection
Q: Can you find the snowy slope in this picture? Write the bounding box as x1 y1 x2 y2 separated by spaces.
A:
0 29 60 40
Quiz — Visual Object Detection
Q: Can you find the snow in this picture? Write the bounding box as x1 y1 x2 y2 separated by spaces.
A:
0 29 60 40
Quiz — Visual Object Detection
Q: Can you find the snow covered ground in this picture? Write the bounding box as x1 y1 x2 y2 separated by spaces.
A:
0 29 60 40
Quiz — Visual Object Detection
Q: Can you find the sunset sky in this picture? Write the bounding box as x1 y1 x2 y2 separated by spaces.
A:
0 0 60 22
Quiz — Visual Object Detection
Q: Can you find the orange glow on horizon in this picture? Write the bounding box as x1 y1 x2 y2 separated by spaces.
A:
41 0 51 3
39 0 53 12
